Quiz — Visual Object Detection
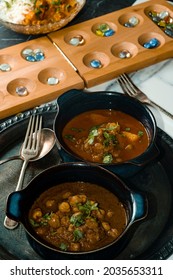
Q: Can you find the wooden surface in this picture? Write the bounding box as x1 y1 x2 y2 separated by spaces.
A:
0 0 173 119
48 0 173 87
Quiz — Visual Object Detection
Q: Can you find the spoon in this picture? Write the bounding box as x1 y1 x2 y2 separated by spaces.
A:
0 128 56 165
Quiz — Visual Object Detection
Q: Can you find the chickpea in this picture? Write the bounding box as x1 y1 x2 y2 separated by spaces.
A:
68 195 86 206
69 242 81 252
61 216 70 227
86 218 98 229
32 208 42 220
59 201 70 213
62 192 72 199
93 143 104 153
36 227 47 235
102 221 111 231
86 229 100 243
48 213 60 229
96 209 105 220
108 228 118 238
107 210 114 218
68 224 75 232
45 199 55 208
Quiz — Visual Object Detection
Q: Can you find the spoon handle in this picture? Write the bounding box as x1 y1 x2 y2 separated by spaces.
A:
4 159 29 229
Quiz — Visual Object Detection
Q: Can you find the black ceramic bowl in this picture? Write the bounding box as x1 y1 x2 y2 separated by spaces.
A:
54 89 158 177
6 163 147 260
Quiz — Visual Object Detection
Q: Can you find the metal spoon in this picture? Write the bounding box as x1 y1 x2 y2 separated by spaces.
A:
0 128 56 165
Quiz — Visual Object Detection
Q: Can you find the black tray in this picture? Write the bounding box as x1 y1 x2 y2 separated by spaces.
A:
0 103 173 260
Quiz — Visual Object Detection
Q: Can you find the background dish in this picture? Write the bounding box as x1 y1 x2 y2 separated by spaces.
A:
0 103 173 260
0 0 86 35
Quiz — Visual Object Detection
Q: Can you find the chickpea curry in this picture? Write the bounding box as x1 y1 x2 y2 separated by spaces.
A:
29 182 127 252
62 109 149 164
22 0 78 25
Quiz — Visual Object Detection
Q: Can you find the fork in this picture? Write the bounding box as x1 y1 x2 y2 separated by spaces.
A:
4 114 42 230
117 73 173 120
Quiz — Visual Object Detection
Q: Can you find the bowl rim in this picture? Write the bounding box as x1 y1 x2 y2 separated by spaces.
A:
54 90 158 167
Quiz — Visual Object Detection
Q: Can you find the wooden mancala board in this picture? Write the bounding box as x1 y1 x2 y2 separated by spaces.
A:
0 0 173 119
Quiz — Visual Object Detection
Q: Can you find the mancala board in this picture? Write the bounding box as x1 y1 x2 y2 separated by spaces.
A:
0 0 173 119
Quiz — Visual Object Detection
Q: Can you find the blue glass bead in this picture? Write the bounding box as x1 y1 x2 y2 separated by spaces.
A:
149 38 160 48
143 42 151 49
35 52 45 61
90 59 102 68
124 22 133 27
104 29 115 37
165 28 173 37
26 55 36 62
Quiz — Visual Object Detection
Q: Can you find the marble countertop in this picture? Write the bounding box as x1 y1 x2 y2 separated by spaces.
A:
0 0 173 260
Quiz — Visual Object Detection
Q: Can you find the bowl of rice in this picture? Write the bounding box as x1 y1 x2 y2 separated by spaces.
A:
0 0 86 35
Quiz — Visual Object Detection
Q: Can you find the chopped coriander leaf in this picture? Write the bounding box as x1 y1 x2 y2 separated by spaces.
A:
103 153 113 164
125 127 131 131
29 219 40 227
64 134 75 142
73 229 83 241
70 213 84 227
59 243 68 251
138 130 144 137
78 200 98 216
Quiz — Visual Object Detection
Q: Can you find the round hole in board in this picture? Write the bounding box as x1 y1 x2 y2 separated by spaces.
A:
7 78 36 97
138 32 165 48
91 22 117 37
111 42 138 58
83 51 110 68
118 13 143 27
38 67 66 85
64 31 89 46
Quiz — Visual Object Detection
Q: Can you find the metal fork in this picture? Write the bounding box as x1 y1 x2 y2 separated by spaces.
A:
117 73 173 120
4 114 42 230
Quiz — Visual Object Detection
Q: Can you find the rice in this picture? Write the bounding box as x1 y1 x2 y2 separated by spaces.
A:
0 0 34 24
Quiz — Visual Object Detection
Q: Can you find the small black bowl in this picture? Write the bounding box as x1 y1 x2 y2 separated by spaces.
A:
54 89 159 177
6 163 147 260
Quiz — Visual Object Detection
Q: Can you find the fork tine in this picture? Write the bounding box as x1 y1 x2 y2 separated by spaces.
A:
122 73 138 95
23 115 42 151
117 75 133 96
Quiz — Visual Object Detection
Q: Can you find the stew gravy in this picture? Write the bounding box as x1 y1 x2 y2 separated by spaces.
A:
29 182 127 252
62 109 149 164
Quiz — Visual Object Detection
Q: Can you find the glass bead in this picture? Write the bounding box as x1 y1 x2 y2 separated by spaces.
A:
26 55 36 62
95 29 104 36
22 48 33 57
124 22 133 28
47 77 59 85
129 16 139 26
35 52 45 61
165 28 173 37
69 35 85 46
16 86 28 96
149 38 160 48
143 42 152 49
69 37 80 46
119 50 131 59
158 20 166 28
159 11 169 19
0 63 11 72
90 59 102 68
104 29 115 37
99 24 110 33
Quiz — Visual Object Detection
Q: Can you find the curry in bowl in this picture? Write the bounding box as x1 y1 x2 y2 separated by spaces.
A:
62 109 149 164
29 181 127 252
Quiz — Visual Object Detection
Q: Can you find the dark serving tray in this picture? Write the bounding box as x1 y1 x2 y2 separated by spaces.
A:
0 102 173 260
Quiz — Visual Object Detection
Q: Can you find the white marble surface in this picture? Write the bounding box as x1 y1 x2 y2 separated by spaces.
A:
88 0 173 260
